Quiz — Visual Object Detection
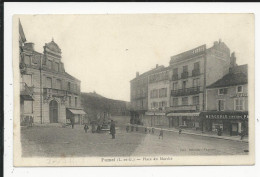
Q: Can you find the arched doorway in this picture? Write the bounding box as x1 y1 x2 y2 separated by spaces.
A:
49 100 58 123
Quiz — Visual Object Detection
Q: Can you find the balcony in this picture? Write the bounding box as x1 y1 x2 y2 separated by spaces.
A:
20 82 34 100
166 105 198 112
171 86 201 96
192 69 200 77
43 88 67 98
181 72 189 79
172 74 178 81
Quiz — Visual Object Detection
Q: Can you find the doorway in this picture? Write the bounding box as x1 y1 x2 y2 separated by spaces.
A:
49 100 58 123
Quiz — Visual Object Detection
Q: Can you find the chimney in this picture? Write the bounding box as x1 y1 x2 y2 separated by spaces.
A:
156 64 159 68
214 41 218 46
219 38 222 44
230 52 237 69
136 72 139 77
24 42 35 51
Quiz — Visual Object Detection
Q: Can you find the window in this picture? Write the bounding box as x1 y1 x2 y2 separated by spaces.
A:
217 100 225 111
46 77 52 88
159 88 167 98
173 98 178 106
193 96 199 105
68 96 71 106
194 62 200 70
24 55 31 65
47 60 52 69
173 82 178 91
182 97 188 105
193 78 200 87
173 68 178 75
24 101 33 114
56 79 62 89
235 99 244 111
22 74 32 87
67 82 71 91
150 89 158 98
75 97 78 107
54 62 59 72
182 81 187 89
183 65 188 73
218 88 228 95
237 86 243 93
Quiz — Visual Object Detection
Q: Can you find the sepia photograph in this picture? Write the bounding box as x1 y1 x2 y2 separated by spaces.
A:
13 14 254 166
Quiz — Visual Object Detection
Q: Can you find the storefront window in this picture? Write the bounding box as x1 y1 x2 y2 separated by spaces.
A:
24 101 33 114
193 96 199 105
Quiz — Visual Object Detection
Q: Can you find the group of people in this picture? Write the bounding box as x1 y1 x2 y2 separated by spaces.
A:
82 120 116 139
126 125 165 140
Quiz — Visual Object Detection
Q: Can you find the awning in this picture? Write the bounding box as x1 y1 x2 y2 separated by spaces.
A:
68 109 86 115
145 112 166 116
167 112 200 117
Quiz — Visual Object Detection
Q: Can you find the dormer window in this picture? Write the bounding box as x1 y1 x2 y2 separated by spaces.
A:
218 88 228 95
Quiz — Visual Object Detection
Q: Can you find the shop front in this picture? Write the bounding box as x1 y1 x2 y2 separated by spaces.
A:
166 112 201 130
144 111 168 127
66 108 86 124
200 111 248 136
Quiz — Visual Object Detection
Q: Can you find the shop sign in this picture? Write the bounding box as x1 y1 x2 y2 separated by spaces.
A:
205 114 248 120
230 93 248 98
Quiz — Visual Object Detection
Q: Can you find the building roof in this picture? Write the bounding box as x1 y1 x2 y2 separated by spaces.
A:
131 65 167 82
64 72 80 82
207 65 248 88
19 20 26 43
45 39 61 54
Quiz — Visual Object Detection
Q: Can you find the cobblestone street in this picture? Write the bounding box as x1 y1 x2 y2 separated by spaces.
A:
21 124 249 157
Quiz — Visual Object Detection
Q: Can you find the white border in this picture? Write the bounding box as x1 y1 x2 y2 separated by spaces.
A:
4 2 260 177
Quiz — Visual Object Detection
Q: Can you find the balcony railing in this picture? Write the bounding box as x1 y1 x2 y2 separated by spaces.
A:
43 88 67 98
181 72 189 79
172 74 178 81
20 82 34 100
192 69 200 77
171 86 201 96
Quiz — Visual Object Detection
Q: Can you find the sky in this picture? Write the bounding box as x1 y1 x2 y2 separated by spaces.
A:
19 14 254 102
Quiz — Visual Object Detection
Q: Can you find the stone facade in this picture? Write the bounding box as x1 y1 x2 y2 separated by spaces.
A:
19 21 85 125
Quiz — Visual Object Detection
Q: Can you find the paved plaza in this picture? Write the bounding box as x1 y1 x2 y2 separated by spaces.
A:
21 124 249 157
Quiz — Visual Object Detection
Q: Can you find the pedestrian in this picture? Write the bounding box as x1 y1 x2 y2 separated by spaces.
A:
145 127 147 133
70 117 75 129
110 120 116 139
240 130 245 140
179 128 182 135
159 128 163 139
131 125 134 132
96 125 101 133
152 128 155 134
126 125 129 133
84 124 89 133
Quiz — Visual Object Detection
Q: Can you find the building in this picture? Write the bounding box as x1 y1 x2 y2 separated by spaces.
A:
130 64 165 125
166 39 232 130
144 66 171 127
19 20 86 125
201 64 248 136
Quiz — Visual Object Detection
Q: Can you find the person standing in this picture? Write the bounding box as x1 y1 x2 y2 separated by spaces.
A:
126 125 129 133
159 128 163 139
110 120 116 139
84 124 89 133
70 116 75 129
